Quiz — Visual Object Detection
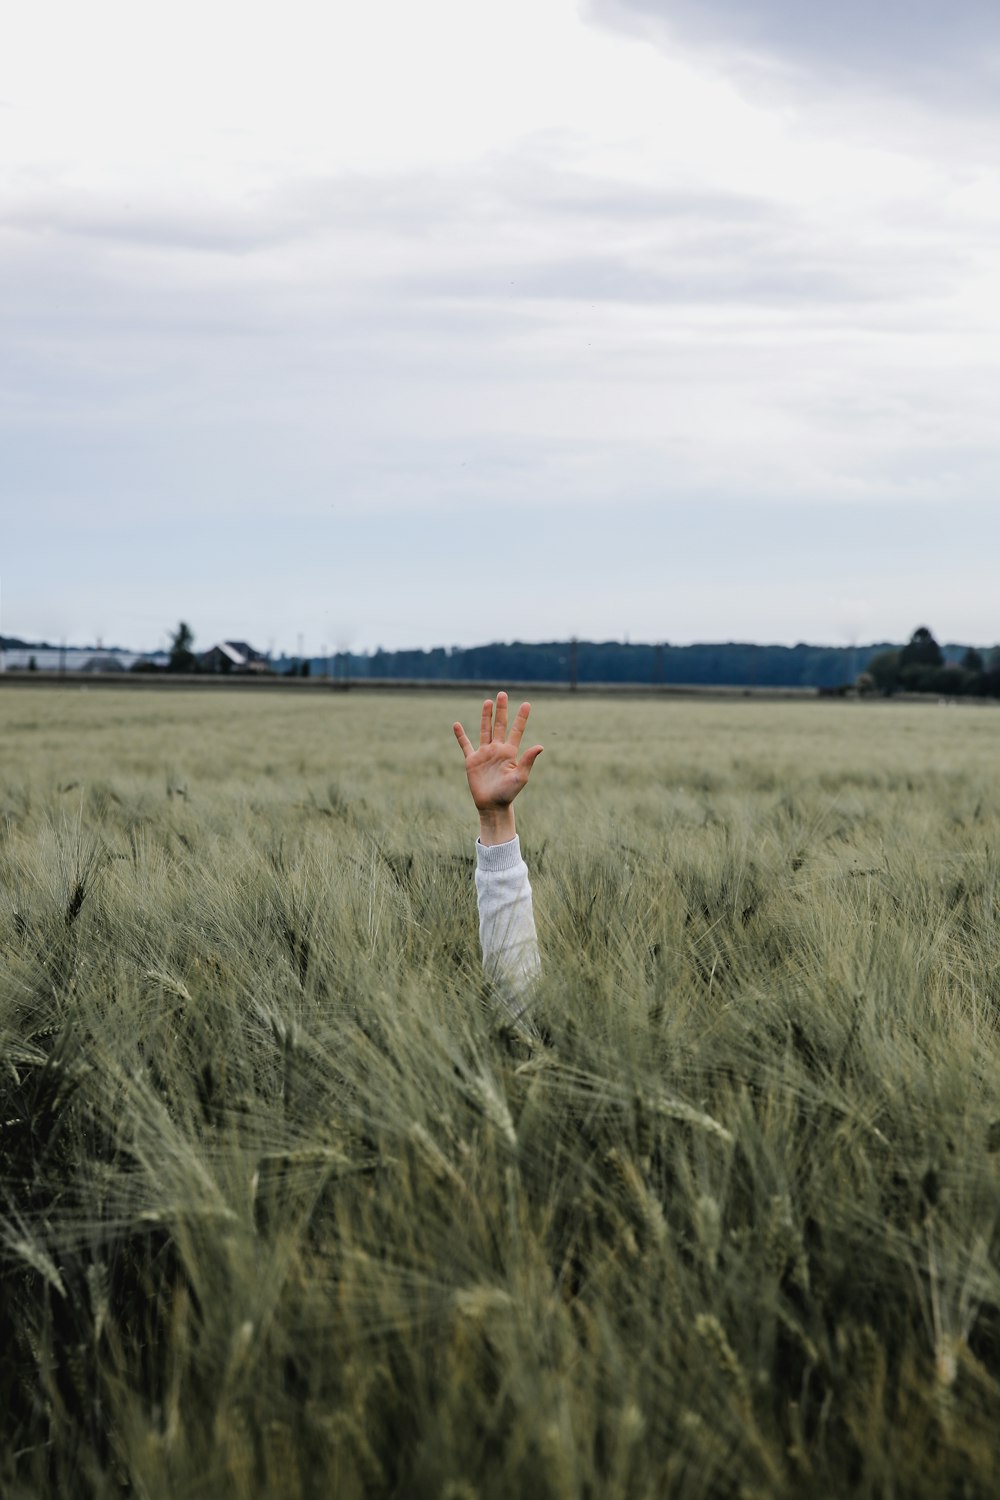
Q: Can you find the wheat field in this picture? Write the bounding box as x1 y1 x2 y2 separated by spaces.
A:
2 686 1000 1498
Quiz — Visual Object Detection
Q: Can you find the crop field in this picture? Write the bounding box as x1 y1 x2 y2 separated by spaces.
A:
2 685 1000 1498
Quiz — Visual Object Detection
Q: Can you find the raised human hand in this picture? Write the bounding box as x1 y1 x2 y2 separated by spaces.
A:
453 692 543 843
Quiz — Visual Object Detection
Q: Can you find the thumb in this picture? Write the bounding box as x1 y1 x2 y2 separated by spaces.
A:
520 744 544 772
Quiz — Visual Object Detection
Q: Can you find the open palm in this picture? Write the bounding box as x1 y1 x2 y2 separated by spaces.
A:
453 693 543 811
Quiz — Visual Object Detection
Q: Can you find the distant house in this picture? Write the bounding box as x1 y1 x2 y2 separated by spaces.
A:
199 641 269 674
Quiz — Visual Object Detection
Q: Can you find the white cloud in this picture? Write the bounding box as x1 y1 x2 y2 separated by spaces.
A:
3 1 1000 646
586 0 1000 105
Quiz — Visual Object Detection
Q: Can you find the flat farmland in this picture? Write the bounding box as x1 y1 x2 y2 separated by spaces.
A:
2 687 1000 1498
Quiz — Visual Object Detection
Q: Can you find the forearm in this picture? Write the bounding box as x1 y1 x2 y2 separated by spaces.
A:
478 806 517 846
475 835 540 1018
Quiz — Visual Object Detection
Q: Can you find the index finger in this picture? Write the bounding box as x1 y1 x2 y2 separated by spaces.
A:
509 701 531 751
479 698 494 748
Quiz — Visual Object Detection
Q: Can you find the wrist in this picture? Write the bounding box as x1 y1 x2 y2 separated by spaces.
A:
478 806 516 845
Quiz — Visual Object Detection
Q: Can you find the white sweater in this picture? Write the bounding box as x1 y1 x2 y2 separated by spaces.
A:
474 835 540 1020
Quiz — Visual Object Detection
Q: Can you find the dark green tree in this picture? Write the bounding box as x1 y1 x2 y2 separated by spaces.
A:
866 649 901 695
962 647 984 674
168 622 196 673
900 626 943 671
895 627 944 692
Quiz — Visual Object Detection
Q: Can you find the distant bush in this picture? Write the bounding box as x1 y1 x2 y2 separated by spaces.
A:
899 663 966 695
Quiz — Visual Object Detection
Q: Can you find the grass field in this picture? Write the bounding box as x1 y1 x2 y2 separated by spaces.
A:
2 686 1000 1498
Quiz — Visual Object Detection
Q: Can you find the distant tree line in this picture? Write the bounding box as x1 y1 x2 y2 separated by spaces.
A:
350 634 1000 693
863 627 1000 697
359 640 886 688
111 622 1000 696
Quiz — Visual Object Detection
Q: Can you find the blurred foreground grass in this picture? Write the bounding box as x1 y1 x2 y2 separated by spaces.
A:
2 687 1000 1498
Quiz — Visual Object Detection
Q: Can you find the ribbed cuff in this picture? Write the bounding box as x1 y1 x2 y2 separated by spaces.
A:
475 835 523 872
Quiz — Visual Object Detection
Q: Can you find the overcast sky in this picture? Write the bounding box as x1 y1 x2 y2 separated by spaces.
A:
4 0 1000 653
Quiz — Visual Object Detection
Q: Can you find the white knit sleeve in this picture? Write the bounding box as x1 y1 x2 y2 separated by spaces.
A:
474 836 540 1019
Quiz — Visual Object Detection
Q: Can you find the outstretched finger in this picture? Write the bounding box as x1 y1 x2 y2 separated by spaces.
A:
520 743 544 773
494 690 509 742
453 721 474 759
509 701 531 750
479 698 494 748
